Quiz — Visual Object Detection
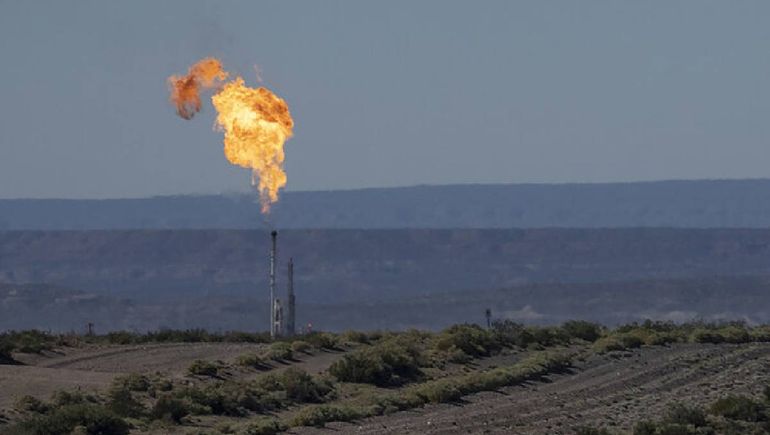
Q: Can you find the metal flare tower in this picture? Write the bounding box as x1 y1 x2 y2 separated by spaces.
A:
286 257 296 336
269 230 277 338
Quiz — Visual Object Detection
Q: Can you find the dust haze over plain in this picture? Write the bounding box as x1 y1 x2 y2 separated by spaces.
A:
0 1 769 199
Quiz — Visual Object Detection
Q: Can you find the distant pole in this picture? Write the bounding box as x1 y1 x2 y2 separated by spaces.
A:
269 231 277 338
87 322 94 336
485 308 492 329
287 258 296 337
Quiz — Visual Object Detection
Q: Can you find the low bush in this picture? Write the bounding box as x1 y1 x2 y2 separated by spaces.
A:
406 351 571 405
710 395 767 422
593 332 645 353
221 331 270 344
329 340 423 386
290 404 368 427
172 381 284 417
111 373 150 392
102 329 269 345
14 396 50 414
434 324 499 358
50 391 98 407
664 403 707 426
0 341 15 364
106 385 145 418
303 332 341 350
719 326 750 344
256 368 332 403
528 326 571 347
290 340 312 354
562 321 603 342
16 403 129 435
105 331 138 345
750 326 770 342
690 325 751 345
279 368 332 403
188 359 220 377
264 342 293 361
574 427 614 435
0 330 56 354
341 331 370 345
632 421 698 435
491 320 536 348
236 353 269 370
239 417 288 435
151 395 190 423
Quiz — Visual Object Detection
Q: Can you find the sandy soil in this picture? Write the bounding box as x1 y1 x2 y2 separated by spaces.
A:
294 342 770 434
0 342 267 409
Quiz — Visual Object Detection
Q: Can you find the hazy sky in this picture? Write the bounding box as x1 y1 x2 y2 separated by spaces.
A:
1 1 768 198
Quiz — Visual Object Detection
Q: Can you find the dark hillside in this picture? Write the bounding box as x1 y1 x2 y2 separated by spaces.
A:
5 179 770 229
2 228 770 304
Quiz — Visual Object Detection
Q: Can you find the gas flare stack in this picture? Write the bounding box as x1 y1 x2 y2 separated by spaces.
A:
286 257 296 337
269 230 278 338
268 230 297 338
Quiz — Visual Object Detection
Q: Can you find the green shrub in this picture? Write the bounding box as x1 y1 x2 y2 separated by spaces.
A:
710 395 766 422
527 326 570 347
106 385 145 418
632 421 658 435
236 353 269 370
106 389 144 419
633 422 698 435
111 373 150 392
14 395 50 414
593 336 626 353
279 368 332 403
0 330 56 354
562 321 603 342
491 320 536 348
750 326 770 342
303 332 341 350
664 404 707 426
374 392 423 414
290 340 312 354
434 324 499 358
221 331 270 344
17 404 129 435
49 391 97 407
411 378 463 403
238 417 287 435
329 340 423 386
719 326 750 344
290 404 368 427
574 427 614 435
188 359 220 377
146 328 210 343
444 345 473 364
406 351 571 405
0 341 15 364
691 329 725 344
173 382 281 417
105 331 137 345
593 332 644 353
341 331 370 344
264 342 293 361
151 395 190 423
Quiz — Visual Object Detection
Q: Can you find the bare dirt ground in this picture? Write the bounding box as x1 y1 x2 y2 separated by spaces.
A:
0 342 348 412
294 342 770 434
0 342 266 409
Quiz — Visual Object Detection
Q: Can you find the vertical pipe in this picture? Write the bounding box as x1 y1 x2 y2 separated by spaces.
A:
287 257 295 336
270 230 277 338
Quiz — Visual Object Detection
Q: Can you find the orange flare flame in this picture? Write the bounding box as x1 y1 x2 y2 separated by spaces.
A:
168 58 228 120
168 58 294 213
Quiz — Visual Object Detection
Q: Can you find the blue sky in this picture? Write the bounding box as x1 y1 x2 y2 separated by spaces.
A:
1 1 768 198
